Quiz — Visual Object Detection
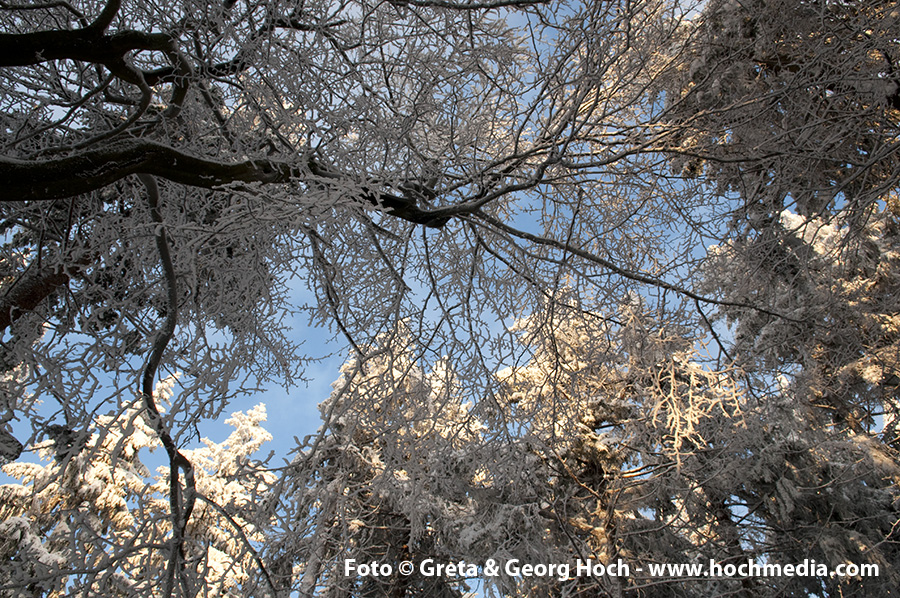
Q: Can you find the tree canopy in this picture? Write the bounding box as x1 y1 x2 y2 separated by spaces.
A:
2 0 899 596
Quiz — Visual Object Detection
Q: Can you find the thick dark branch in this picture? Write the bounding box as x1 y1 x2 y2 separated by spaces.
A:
0 246 97 335
139 175 178 422
0 28 103 66
0 149 449 337
1 140 302 199
138 174 196 598
0 140 451 226
86 0 120 32
0 9 344 88
0 28 178 84
0 265 69 334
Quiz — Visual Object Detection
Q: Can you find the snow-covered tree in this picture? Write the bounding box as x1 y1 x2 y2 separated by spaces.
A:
0 0 711 591
0 390 274 598
3 0 900 595
282 287 900 597
653 1 900 595
267 325 573 597
660 0 900 221
491 290 900 597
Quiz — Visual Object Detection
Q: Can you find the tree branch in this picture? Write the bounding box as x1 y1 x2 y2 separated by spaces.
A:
1 140 299 199
0 140 452 226
86 0 121 32
0 265 69 334
0 28 176 83
137 174 196 598
196 494 278 598
470 210 805 323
